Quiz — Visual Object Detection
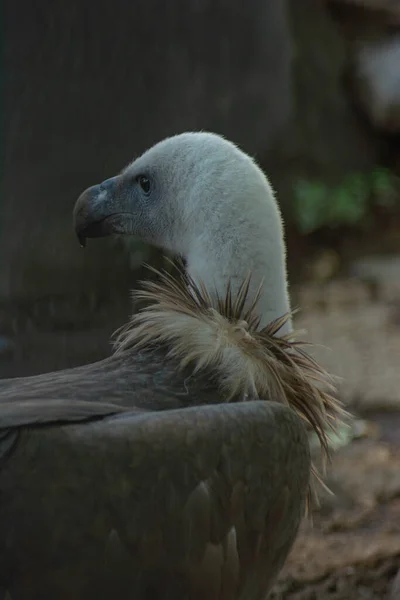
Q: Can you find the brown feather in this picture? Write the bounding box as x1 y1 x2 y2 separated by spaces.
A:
113 262 348 505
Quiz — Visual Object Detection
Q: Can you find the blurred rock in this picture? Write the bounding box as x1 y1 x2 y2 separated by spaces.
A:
326 0 400 133
294 275 400 410
350 254 400 286
353 36 400 133
307 249 341 283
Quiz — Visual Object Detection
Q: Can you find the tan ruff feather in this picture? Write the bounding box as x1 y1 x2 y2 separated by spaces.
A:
113 262 347 505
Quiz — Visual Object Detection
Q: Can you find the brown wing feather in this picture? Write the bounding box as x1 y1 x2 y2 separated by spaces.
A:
0 401 309 600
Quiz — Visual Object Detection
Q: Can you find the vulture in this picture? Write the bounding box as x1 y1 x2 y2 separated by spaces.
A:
0 132 341 600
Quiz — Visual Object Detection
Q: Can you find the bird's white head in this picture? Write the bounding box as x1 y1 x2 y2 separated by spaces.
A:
74 132 292 332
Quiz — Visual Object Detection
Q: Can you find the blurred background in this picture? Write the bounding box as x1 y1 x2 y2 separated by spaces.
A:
2 0 400 597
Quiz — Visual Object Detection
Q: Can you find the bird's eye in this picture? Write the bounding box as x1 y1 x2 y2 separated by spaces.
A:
136 175 151 195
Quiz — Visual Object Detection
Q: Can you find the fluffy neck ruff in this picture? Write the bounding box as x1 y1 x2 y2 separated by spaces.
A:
113 263 345 502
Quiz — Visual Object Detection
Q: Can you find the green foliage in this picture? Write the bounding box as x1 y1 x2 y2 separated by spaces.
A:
293 168 399 234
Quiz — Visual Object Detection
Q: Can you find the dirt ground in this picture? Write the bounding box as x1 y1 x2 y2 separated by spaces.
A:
270 264 400 599
2 253 400 599
270 421 400 599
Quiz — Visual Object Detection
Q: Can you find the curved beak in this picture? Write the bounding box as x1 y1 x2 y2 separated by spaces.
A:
73 176 128 247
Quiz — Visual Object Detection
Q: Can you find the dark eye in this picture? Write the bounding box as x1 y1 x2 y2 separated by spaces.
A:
136 175 151 195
